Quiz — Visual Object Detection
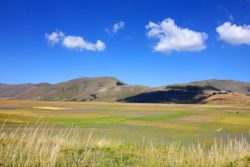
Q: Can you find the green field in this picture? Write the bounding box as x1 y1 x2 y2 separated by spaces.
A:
1 100 250 144
1 100 250 166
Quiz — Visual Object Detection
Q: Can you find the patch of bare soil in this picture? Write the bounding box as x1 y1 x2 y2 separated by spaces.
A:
32 107 72 110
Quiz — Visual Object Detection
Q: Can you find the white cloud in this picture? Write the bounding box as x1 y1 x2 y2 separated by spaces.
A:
113 21 125 33
216 22 250 45
145 18 208 53
63 36 105 51
106 21 125 33
45 31 105 51
45 31 64 45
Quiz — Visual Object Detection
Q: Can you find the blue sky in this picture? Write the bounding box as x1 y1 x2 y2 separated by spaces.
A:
0 0 250 86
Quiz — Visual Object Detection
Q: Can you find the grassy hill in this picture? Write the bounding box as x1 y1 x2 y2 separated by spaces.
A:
190 79 250 95
1 77 250 104
121 85 219 103
0 77 149 101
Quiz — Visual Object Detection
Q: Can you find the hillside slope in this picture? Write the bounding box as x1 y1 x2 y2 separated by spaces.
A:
190 79 250 95
201 92 250 105
1 77 250 104
121 85 219 103
0 77 149 101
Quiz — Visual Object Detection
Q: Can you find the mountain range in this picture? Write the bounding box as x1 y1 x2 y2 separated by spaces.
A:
0 77 250 104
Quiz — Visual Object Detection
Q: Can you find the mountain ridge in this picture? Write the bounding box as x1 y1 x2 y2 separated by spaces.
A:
0 77 250 104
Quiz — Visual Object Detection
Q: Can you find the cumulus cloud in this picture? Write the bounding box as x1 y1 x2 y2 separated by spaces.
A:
106 21 125 33
63 36 105 51
45 31 105 51
113 21 125 33
45 31 65 45
216 22 250 45
145 18 208 53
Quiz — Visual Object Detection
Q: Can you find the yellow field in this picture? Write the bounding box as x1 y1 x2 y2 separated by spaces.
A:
0 100 250 166
0 100 250 144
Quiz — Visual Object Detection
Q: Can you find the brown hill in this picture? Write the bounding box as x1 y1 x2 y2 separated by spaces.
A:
189 79 250 95
201 92 250 105
0 77 149 101
0 77 250 104
121 85 219 104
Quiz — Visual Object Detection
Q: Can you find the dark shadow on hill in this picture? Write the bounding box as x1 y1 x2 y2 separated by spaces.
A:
120 86 219 104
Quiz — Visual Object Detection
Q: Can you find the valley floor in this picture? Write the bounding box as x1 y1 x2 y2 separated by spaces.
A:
0 100 250 144
0 100 250 166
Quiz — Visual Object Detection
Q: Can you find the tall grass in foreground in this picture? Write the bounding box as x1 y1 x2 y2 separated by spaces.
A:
0 124 249 167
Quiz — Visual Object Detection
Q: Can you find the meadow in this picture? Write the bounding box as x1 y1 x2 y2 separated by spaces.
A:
0 100 250 166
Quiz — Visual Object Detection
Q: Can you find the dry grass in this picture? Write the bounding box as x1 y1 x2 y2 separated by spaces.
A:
1 100 250 146
0 124 249 167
